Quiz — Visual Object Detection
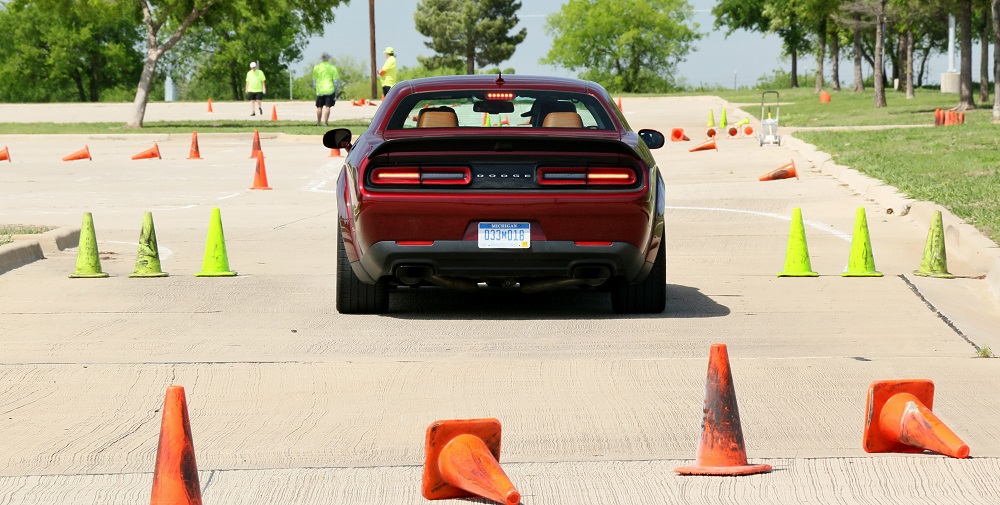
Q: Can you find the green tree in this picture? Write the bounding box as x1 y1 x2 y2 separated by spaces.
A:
0 0 142 102
713 0 809 88
543 0 700 93
414 0 527 74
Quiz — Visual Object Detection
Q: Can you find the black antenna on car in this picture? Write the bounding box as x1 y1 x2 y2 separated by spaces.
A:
495 72 505 86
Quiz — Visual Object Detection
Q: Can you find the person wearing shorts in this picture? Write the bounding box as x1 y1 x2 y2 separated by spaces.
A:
312 53 340 126
245 61 266 116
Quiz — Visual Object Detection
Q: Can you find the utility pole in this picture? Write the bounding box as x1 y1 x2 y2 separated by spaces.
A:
369 0 378 100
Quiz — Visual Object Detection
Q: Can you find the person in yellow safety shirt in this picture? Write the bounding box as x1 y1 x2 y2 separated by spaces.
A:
312 53 340 126
245 61 266 116
378 46 397 98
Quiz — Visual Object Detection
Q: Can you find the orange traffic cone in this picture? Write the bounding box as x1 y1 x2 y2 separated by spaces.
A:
863 379 969 459
958 112 965 124
187 132 202 160
250 152 272 190
706 128 717 138
688 137 717 153
63 145 92 161
759 160 798 181
0 145 9 162
501 115 510 126
207 98 213 113
249 129 261 158
131 142 161 160
329 148 341 157
819 90 831 103
934 109 942 126
670 128 690 142
616 97 623 110
743 125 754 136
149 385 203 505
422 418 520 505
727 126 739 138
675 344 772 476
270 105 278 121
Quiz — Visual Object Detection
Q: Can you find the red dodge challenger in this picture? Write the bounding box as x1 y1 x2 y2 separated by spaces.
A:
324 74 666 314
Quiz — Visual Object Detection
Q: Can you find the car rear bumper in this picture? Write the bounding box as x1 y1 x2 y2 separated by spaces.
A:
352 240 651 284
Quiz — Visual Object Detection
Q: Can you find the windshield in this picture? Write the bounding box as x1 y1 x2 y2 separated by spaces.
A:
386 89 615 130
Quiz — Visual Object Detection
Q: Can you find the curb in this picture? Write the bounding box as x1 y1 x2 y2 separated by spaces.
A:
0 227 80 275
784 134 1000 302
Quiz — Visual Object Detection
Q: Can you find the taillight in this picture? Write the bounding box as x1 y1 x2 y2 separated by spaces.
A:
538 167 637 186
369 166 471 186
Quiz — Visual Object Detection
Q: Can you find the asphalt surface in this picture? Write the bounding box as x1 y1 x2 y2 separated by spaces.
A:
1 97 999 504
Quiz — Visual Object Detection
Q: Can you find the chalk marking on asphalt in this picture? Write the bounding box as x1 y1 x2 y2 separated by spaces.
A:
304 161 341 193
666 205 852 242
218 193 240 200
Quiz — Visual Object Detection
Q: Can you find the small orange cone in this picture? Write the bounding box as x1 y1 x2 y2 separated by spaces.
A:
670 128 690 142
864 379 969 459
329 148 341 157
422 418 521 505
727 126 739 138
250 152 272 190
743 125 754 136
934 108 942 126
131 142 161 160
706 128 717 138
675 344 772 476
958 112 965 124
759 160 798 181
149 385 203 505
63 145 92 161
249 129 261 158
688 137 717 153
270 105 278 121
616 97 623 110
187 132 202 160
501 115 510 126
207 98 213 112
0 145 9 162
819 90 831 103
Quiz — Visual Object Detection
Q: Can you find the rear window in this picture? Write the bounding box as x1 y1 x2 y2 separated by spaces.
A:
386 90 615 130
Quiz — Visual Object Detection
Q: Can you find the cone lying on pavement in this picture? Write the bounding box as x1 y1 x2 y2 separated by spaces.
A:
843 207 882 277
670 128 690 142
778 207 818 277
688 137 717 153
863 379 969 458
129 211 168 278
63 145 92 161
759 160 798 181
187 131 202 160
422 418 521 505
0 145 10 162
131 142 161 160
69 212 109 278
913 210 954 278
195 207 236 277
250 152 272 190
675 344 772 476
150 385 203 505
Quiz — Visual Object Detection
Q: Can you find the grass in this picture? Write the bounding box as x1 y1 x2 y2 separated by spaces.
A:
978 346 994 358
0 118 372 136
0 224 55 247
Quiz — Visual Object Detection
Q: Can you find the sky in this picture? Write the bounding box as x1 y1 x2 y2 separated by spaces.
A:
301 0 984 89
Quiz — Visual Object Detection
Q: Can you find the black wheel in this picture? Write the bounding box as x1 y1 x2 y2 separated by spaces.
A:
611 239 666 314
337 228 388 314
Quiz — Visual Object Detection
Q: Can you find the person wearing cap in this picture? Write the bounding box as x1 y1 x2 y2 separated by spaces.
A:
377 46 397 98
312 53 340 126
245 61 266 116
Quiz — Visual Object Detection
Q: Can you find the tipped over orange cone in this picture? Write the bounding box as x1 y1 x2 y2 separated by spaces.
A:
149 385 202 505
676 344 772 476
688 137 717 153
760 160 798 181
63 145 92 161
864 379 969 459
250 152 272 190
422 418 521 505
187 132 202 160
670 128 690 142
131 143 161 160
0 145 9 162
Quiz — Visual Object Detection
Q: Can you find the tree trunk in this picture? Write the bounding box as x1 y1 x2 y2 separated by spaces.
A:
874 0 887 107
958 0 977 110
980 7 990 104
369 0 377 99
906 31 914 99
917 43 930 87
815 17 826 92
790 48 799 88
71 69 86 102
129 53 159 128
853 15 865 92
993 0 999 122
831 27 841 91
466 39 475 74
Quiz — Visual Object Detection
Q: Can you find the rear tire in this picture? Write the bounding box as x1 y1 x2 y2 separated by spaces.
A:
337 228 388 314
611 239 665 314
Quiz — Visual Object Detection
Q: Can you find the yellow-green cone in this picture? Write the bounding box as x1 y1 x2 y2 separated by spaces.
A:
195 207 237 277
707 109 716 128
843 207 883 277
913 210 954 278
129 211 168 278
778 207 819 277
69 212 109 278
720 108 728 129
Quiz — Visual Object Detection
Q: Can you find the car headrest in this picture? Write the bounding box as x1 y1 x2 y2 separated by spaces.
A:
416 106 459 128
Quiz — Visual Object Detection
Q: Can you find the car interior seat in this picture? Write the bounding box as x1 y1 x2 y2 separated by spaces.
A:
417 106 459 127
541 111 584 128
533 100 578 127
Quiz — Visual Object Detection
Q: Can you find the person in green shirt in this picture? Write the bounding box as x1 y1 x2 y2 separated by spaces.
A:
245 61 267 116
377 46 397 98
312 53 340 126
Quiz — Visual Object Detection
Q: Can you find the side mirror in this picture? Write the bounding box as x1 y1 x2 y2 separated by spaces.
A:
323 128 353 150
638 129 665 149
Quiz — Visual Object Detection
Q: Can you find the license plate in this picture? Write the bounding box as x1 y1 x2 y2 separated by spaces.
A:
478 222 530 249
